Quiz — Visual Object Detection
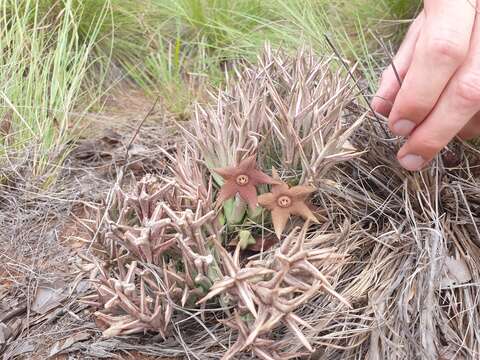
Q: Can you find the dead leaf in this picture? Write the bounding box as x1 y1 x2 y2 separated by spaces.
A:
74 280 91 294
32 280 67 315
99 128 123 145
4 339 35 359
126 144 148 157
48 332 92 358
0 302 26 323
440 256 472 289
7 318 22 341
0 322 11 344
71 129 123 161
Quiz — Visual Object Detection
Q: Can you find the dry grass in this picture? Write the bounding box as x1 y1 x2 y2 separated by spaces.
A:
2 47 480 360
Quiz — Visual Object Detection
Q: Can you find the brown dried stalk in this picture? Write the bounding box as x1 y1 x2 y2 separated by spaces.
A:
182 70 269 172
257 45 365 183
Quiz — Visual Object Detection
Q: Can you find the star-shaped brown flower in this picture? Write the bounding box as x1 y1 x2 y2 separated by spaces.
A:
213 155 278 210
258 170 318 238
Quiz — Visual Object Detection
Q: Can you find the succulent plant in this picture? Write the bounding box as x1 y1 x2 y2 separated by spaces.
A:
84 45 363 358
84 149 224 337
212 224 349 359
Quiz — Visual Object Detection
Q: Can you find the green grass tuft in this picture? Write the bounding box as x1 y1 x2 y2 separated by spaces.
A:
0 0 109 178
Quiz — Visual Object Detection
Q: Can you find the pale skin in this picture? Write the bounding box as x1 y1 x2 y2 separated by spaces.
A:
372 0 480 171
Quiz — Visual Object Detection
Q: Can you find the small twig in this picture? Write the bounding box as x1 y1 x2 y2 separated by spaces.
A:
323 34 388 137
125 97 160 159
369 29 402 87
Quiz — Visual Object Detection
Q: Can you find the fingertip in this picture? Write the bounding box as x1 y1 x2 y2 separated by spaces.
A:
397 153 427 171
390 119 416 137
397 141 428 171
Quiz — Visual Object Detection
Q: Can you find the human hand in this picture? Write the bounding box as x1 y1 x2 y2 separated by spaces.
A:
372 0 480 171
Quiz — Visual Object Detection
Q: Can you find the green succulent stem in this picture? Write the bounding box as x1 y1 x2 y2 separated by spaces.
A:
238 230 256 250
247 204 263 221
223 196 246 225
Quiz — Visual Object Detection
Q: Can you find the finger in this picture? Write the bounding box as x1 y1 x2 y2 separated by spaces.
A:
372 12 424 116
397 12 480 171
389 0 476 137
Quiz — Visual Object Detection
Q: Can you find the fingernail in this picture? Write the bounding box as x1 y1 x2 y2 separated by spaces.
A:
398 154 426 171
371 97 392 116
392 119 416 136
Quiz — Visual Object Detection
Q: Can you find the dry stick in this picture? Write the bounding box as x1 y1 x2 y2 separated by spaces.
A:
369 30 402 87
125 96 160 160
87 98 159 253
368 30 408 157
323 34 389 138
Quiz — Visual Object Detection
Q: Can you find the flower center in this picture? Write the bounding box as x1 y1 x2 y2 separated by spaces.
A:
235 174 249 186
277 195 291 208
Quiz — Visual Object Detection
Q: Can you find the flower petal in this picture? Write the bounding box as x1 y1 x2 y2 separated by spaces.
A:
239 184 258 210
257 192 277 210
249 169 280 186
238 154 257 172
216 181 239 208
288 185 316 200
270 182 289 197
289 202 318 222
271 208 290 239
213 166 237 180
